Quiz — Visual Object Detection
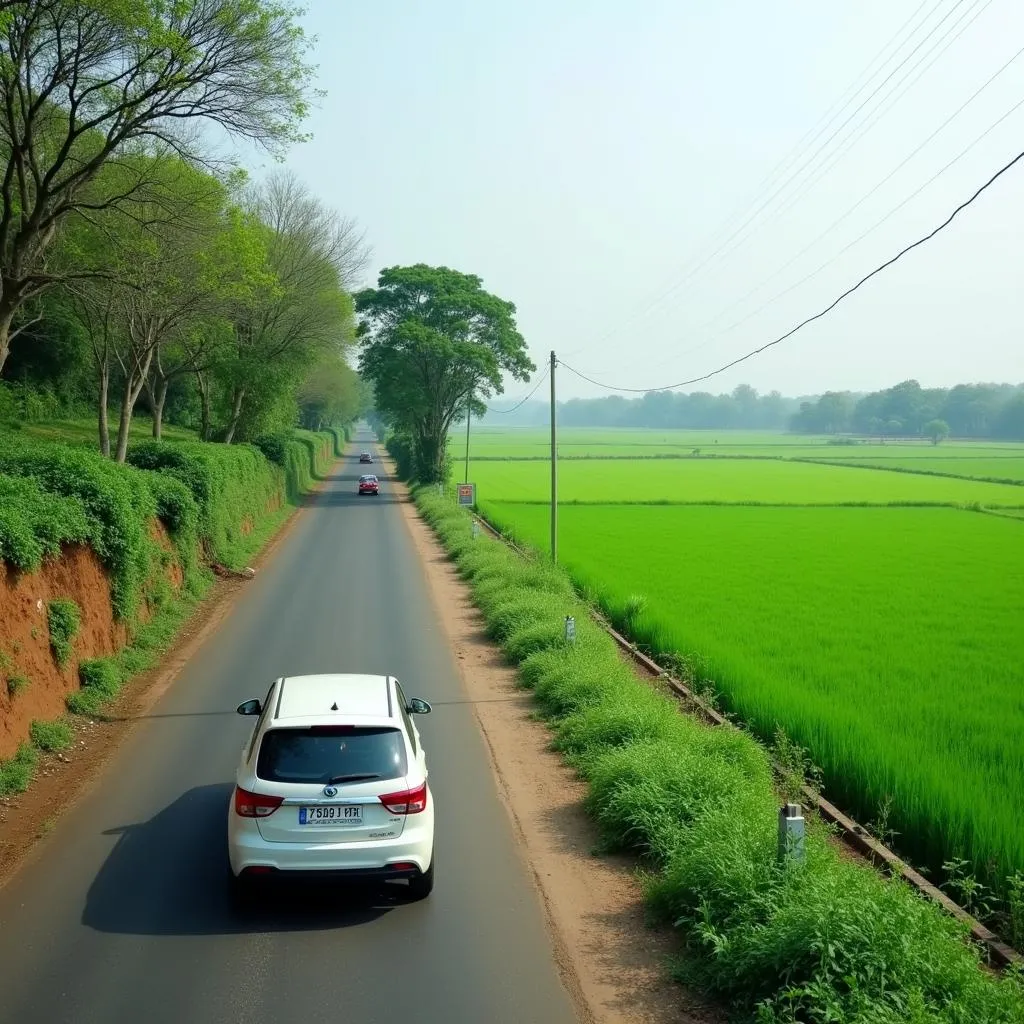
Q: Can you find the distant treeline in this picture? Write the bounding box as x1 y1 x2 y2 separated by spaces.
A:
790 380 1024 440
482 385 803 430
480 379 1024 440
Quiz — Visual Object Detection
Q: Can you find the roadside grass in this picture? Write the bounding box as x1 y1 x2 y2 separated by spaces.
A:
0 744 37 796
0 415 195 448
412 485 1024 1024
28 719 74 753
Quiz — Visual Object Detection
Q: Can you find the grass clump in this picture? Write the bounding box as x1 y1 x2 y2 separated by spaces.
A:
7 672 29 697
0 743 37 796
411 484 1024 1024
47 599 81 666
29 719 74 752
68 657 123 715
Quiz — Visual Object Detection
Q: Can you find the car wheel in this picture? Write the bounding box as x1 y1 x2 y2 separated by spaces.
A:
406 850 434 901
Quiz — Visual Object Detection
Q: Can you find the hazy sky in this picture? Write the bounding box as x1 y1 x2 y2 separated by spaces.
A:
251 1 1024 401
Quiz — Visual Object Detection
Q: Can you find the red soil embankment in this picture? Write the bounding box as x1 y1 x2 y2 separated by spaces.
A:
0 522 182 761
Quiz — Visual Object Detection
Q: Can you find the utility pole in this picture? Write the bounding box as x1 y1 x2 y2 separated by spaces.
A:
463 391 471 484
550 350 557 563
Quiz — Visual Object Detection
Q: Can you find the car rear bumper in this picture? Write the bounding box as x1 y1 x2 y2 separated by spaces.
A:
228 818 434 877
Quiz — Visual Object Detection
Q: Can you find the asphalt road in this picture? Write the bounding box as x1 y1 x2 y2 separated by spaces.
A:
0 429 578 1024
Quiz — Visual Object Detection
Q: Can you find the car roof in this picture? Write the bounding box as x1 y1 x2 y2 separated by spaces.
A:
271 674 393 722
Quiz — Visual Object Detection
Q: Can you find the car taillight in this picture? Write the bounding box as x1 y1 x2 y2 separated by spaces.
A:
379 781 428 814
234 786 284 818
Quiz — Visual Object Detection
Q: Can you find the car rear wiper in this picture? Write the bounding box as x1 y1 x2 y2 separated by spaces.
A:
327 772 382 784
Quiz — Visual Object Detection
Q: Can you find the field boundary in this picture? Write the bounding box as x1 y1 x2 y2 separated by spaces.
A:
469 507 1022 970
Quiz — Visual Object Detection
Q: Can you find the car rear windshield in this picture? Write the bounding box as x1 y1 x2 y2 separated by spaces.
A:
256 726 407 784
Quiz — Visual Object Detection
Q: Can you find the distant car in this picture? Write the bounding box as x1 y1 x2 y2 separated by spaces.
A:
359 452 373 464
358 474 379 496
228 673 435 900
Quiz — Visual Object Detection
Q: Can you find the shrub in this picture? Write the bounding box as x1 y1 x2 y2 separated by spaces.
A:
29 719 74 752
0 475 91 572
47 599 81 666
7 673 29 697
128 440 280 567
0 436 157 618
68 657 123 714
0 743 37 796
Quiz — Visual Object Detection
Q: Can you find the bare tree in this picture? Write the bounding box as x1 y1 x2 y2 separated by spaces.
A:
0 0 314 374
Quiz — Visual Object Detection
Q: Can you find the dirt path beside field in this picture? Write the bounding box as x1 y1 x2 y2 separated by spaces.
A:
395 473 721 1024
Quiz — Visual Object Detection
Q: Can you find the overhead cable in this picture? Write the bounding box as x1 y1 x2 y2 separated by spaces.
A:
558 143 1024 393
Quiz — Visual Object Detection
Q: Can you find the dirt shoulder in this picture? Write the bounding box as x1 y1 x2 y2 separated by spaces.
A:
0 466 337 891
395 476 721 1024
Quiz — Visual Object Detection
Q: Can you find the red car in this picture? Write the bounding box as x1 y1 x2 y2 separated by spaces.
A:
358 474 379 496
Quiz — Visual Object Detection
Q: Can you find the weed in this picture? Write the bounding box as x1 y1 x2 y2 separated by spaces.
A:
7 673 29 697
771 726 824 801
0 744 37 796
29 719 74 753
47 598 80 666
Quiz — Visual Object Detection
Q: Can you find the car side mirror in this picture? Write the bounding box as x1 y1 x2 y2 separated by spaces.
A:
407 698 432 715
236 698 262 716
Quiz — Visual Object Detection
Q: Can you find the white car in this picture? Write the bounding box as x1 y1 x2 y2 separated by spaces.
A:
228 673 435 900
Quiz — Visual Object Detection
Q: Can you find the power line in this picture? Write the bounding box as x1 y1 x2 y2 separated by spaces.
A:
577 0 952 352
695 0 994 281
483 365 550 414
677 43 1024 349
559 142 1024 394
771 0 995 226
585 0 968 348
669 89 1024 364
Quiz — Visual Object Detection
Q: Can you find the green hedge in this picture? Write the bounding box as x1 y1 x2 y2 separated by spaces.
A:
0 476 91 571
130 429 339 560
128 440 282 568
412 487 1024 1024
0 436 197 619
251 429 336 505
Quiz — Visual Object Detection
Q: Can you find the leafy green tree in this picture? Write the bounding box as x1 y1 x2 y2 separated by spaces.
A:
0 0 315 375
60 153 249 459
924 418 950 445
214 172 365 443
297 354 367 431
357 264 534 483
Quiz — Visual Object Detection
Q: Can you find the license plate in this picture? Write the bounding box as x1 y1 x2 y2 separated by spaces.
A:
298 805 363 826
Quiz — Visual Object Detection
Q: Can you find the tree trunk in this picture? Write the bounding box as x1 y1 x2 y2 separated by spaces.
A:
97 357 111 458
415 428 445 484
196 370 212 441
151 378 169 440
223 386 246 445
0 301 17 377
114 353 155 463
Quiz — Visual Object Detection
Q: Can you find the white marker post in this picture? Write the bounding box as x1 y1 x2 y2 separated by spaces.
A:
777 803 806 867
564 615 576 644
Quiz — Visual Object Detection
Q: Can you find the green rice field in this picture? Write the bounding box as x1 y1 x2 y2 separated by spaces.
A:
459 428 1024 889
469 457 1024 507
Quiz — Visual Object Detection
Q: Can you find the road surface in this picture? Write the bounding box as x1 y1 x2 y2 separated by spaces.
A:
0 430 578 1024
